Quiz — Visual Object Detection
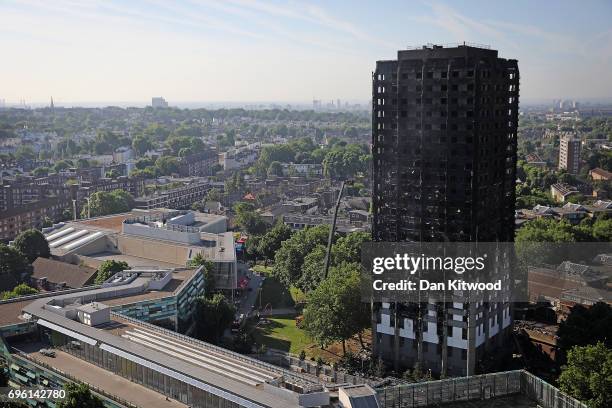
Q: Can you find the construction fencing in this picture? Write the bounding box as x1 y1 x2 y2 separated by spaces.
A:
376 370 588 408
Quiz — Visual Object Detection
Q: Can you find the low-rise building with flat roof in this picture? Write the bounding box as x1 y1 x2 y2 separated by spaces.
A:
45 209 238 290
0 269 330 408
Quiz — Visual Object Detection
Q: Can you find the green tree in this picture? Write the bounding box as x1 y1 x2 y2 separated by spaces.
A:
131 134 153 156
13 229 51 262
206 187 221 203
297 244 326 292
166 135 192 155
592 217 612 242
58 383 104 408
32 166 50 177
557 303 612 358
1 283 39 300
193 294 235 344
332 231 370 265
267 161 284 176
135 156 155 169
187 254 215 293
0 244 30 283
256 222 293 263
95 260 130 284
272 225 329 287
302 265 369 354
233 202 268 235
105 168 121 178
155 156 179 175
83 190 134 218
558 342 612 408
76 158 90 169
53 160 72 172
15 145 36 161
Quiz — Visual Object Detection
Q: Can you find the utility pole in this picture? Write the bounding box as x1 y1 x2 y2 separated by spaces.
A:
323 180 345 279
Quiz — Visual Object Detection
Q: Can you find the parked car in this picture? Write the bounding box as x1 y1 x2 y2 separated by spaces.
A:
39 349 56 357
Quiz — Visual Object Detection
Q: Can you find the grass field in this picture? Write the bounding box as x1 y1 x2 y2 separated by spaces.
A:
252 315 312 355
251 314 371 362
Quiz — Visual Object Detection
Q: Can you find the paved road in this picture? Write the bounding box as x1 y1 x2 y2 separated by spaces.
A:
236 270 263 319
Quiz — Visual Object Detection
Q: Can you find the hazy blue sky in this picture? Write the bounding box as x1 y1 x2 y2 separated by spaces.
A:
1 0 611 105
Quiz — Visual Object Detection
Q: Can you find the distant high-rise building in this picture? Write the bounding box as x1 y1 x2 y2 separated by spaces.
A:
372 44 519 376
151 97 168 108
50 97 54 109
559 134 581 174
337 99 341 109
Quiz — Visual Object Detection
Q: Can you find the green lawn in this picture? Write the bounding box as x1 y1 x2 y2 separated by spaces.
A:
256 277 295 309
252 315 313 355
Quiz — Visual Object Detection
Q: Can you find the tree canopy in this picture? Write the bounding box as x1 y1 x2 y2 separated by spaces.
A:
558 342 612 408
557 302 612 359
13 229 50 263
83 190 134 218
94 260 130 284
58 383 104 408
233 202 268 235
193 293 235 344
0 243 30 283
272 225 329 288
302 264 370 353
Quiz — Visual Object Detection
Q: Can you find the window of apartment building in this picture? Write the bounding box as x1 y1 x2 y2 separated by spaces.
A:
416 72 422 79
426 71 433 79
467 70 474 77
441 71 448 78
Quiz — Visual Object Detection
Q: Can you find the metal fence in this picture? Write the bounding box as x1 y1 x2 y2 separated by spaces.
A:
376 370 588 408
521 370 589 408
256 349 378 387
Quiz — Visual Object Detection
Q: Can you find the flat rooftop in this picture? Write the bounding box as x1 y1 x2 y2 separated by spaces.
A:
0 269 195 328
18 273 323 408
88 252 183 269
16 344 186 408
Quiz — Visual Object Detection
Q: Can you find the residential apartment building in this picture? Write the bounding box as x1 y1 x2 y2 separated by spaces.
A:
372 44 518 376
558 134 581 174
178 150 218 177
134 179 212 210
0 197 72 241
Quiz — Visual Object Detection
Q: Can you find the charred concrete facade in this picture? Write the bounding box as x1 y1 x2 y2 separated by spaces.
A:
371 45 519 376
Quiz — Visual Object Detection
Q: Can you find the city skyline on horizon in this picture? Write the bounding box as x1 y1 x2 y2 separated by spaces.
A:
1 0 611 104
